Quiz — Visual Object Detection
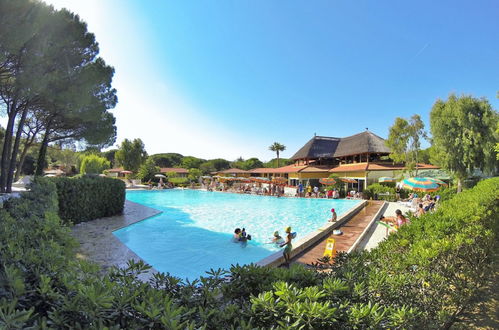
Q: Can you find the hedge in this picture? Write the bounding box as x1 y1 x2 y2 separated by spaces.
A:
49 175 125 224
0 177 497 328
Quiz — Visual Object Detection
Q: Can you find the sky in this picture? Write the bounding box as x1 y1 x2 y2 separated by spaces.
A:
44 0 499 161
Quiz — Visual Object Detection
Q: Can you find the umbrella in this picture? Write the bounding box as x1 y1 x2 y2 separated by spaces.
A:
120 170 133 174
98 174 107 177
201 175 212 179
319 178 336 185
401 177 440 192
250 177 271 183
378 177 396 183
340 177 357 183
154 174 166 178
425 177 448 187
234 177 252 183
272 177 287 184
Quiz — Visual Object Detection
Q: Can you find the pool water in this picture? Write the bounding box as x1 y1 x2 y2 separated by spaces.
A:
114 190 360 280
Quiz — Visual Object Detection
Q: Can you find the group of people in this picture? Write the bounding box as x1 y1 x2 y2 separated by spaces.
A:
232 226 295 266
406 193 440 217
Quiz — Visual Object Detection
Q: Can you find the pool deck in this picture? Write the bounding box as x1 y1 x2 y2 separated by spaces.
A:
71 200 162 274
290 200 386 266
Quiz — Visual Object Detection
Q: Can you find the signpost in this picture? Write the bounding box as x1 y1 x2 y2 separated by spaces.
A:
323 238 336 258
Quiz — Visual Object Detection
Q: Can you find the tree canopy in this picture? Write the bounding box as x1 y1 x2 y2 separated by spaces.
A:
0 0 117 191
430 94 498 191
80 154 110 174
115 138 148 172
269 142 286 167
385 114 426 175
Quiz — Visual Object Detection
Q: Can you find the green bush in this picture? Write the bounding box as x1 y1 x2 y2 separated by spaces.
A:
50 175 125 223
169 177 189 187
79 154 110 174
364 183 397 201
0 177 496 328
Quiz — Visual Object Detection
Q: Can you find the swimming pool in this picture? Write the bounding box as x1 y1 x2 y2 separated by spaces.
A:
114 190 360 280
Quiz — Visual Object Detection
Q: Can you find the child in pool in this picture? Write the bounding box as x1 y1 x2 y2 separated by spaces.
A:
270 231 284 244
280 226 293 266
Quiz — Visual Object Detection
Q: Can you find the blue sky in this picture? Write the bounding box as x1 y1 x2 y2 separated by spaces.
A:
46 0 498 161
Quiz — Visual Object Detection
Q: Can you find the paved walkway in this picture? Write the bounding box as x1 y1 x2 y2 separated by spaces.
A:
291 201 385 266
71 200 161 274
356 202 411 251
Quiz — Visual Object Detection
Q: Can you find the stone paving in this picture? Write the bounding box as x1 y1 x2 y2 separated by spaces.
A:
71 200 162 273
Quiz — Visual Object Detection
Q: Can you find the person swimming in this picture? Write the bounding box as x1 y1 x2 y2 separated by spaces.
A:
233 228 252 243
270 231 284 244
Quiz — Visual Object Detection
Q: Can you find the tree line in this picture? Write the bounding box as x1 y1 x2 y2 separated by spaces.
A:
386 93 498 191
0 0 117 192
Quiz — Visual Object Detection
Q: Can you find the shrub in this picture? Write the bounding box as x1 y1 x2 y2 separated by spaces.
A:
50 175 125 223
169 177 189 187
79 154 110 174
0 177 496 328
136 158 160 182
364 183 397 201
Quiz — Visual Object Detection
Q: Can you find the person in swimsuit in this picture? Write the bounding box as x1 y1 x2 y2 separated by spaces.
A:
329 208 337 222
280 226 293 266
270 231 284 244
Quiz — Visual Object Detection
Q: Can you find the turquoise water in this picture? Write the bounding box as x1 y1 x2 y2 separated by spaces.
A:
114 190 360 280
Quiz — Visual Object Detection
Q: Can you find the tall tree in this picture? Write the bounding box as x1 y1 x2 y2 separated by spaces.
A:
115 138 148 173
150 153 184 167
385 115 427 176
430 94 498 192
269 142 286 168
0 0 117 190
181 156 204 169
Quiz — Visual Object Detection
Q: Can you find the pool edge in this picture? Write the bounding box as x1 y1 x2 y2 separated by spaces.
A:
255 200 367 267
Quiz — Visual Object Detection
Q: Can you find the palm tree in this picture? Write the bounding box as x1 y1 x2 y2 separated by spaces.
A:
269 142 286 168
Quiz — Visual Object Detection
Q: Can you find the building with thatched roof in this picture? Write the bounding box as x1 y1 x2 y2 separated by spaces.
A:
279 130 438 190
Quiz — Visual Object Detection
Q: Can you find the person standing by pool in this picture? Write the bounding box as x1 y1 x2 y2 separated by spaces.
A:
298 182 304 197
280 226 293 266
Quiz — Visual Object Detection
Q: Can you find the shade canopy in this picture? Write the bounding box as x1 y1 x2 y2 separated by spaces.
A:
120 170 133 174
401 177 440 192
378 177 396 183
250 177 271 183
426 177 448 187
319 178 336 185
154 174 166 178
340 177 357 183
272 177 287 184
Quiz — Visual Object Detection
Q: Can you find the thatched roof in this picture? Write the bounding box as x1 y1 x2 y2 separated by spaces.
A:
333 131 391 157
291 131 391 160
290 136 340 160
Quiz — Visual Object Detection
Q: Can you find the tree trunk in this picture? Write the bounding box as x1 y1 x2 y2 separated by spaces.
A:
6 107 28 192
456 178 462 193
35 131 51 176
276 151 280 168
415 149 419 176
14 127 37 182
0 102 18 192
